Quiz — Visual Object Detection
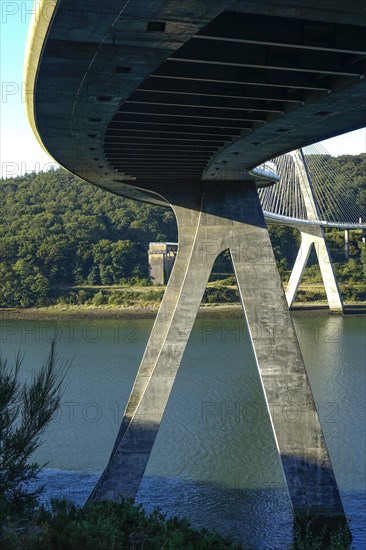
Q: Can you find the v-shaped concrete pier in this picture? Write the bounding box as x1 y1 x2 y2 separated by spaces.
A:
90 179 348 535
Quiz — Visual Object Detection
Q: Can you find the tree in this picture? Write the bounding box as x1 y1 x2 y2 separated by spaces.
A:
0 262 49 307
0 343 67 519
360 243 366 278
92 239 135 284
0 160 363 306
268 225 300 271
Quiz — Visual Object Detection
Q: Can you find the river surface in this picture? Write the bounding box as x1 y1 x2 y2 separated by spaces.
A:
0 315 365 548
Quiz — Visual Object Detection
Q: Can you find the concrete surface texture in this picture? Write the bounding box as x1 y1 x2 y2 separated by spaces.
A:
90 180 347 530
148 242 177 285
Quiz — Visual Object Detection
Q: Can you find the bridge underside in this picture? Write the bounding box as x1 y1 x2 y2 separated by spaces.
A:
26 1 366 204
26 0 366 540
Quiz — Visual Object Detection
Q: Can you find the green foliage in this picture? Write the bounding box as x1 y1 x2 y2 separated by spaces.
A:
305 153 366 220
0 158 365 308
119 277 151 287
0 498 355 549
0 169 177 307
105 289 165 306
293 521 353 550
203 286 240 304
297 290 327 303
0 262 49 308
303 264 323 283
360 243 366 278
268 225 300 272
326 228 362 262
0 344 66 520
1 499 242 550
214 275 237 287
210 250 233 279
92 291 108 306
92 239 135 284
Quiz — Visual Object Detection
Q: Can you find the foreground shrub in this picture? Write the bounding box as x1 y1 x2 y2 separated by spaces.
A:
0 344 67 521
1 498 355 550
1 499 242 550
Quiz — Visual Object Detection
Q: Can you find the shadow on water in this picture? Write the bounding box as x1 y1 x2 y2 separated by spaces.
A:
137 476 293 549
34 460 363 549
136 453 354 548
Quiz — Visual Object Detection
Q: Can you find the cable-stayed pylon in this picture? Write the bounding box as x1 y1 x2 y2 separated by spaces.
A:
285 150 343 313
258 144 366 311
258 148 351 312
259 144 366 229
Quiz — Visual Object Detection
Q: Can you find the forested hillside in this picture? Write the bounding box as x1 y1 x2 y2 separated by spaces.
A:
306 153 366 219
0 169 176 306
0 154 365 307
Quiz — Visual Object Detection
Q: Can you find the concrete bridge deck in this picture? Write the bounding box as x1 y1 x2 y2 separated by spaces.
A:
25 0 366 205
25 0 366 542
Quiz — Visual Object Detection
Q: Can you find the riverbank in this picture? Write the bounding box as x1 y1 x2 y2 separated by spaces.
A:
1 301 366 321
0 304 242 321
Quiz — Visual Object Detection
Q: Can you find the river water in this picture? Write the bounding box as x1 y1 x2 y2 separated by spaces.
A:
0 315 365 548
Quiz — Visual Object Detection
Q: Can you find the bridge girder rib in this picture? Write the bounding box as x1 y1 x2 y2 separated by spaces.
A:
103 10 366 186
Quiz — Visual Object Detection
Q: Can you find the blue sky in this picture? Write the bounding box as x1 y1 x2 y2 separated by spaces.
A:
1 1 59 178
1 2 365 179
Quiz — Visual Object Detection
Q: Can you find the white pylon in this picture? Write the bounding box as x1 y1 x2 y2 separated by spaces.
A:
286 149 344 313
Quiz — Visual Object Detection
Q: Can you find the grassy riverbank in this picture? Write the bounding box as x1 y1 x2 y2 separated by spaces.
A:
0 303 246 321
1 273 366 320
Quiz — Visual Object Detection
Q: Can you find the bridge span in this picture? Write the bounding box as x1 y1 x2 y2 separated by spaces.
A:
25 0 366 540
259 146 366 312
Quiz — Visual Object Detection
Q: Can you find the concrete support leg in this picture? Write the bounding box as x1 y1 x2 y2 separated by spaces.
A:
286 227 344 313
91 186 216 500
286 231 313 309
90 181 348 535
